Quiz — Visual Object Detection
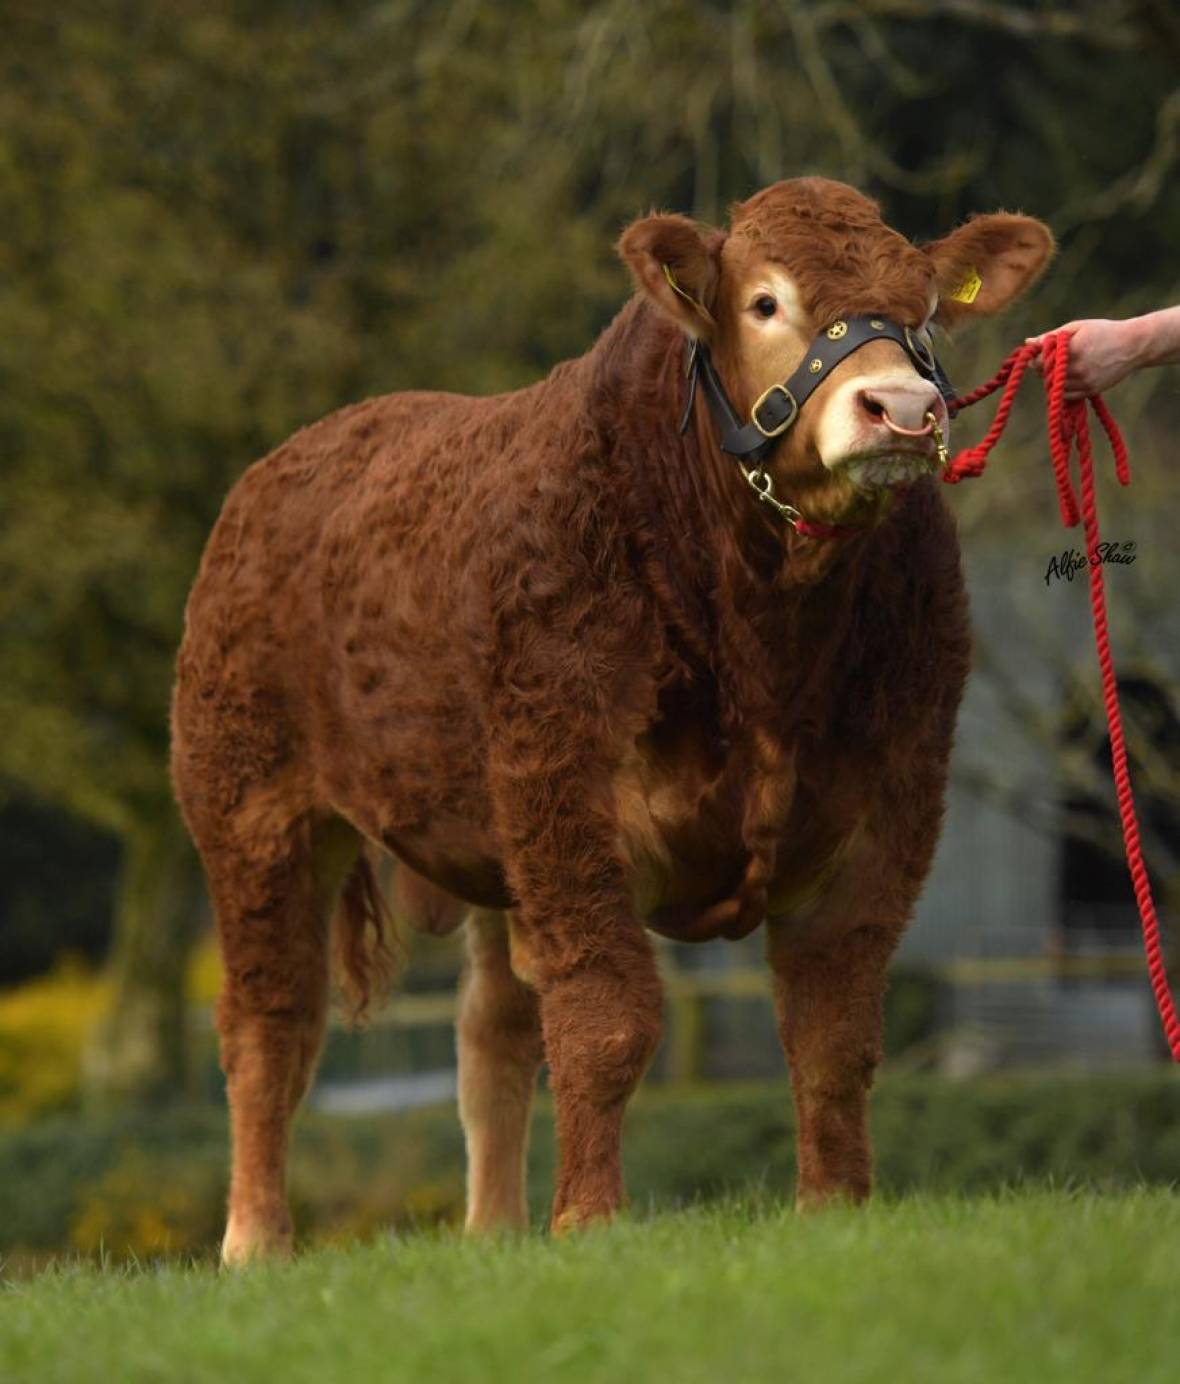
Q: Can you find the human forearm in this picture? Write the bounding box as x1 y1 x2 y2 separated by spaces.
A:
1130 305 1180 368
1027 307 1180 398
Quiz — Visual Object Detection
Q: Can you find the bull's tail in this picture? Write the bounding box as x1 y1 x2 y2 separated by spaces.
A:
333 850 400 1023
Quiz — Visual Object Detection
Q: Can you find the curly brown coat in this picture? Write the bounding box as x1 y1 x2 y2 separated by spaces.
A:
171 177 1052 1261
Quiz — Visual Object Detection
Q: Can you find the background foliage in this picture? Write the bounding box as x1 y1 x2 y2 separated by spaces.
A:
1 1 1179 1101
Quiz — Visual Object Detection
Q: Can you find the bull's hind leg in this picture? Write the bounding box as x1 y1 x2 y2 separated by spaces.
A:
456 909 543 1232
204 814 358 1265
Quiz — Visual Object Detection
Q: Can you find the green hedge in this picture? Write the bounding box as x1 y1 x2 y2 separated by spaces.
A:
2 1070 1178 1272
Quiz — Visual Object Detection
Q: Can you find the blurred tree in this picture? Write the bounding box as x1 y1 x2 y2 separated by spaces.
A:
0 0 1176 1104
0 800 118 985
0 5 369 1104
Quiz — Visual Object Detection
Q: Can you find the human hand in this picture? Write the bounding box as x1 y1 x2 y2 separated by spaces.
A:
1025 318 1145 401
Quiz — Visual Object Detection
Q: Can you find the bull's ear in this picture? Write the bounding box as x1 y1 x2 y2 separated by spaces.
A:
617 213 720 338
924 213 1055 332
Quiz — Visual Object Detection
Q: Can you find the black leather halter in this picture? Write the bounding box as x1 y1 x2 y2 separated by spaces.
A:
680 314 957 469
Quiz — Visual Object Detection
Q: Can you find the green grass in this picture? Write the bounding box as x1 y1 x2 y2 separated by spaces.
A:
2 1190 1177 1383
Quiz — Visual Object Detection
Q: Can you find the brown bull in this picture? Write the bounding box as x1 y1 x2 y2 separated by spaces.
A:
171 177 1053 1262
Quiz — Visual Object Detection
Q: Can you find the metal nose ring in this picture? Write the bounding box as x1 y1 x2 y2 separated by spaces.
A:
880 413 935 438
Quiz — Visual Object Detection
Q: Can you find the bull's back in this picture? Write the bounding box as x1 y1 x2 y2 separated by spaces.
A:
178 385 532 683
172 385 537 832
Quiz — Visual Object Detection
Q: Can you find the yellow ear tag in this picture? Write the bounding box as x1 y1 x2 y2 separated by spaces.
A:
947 265 983 305
662 263 706 315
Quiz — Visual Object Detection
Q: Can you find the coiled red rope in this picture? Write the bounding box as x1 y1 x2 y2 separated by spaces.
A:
942 330 1180 1061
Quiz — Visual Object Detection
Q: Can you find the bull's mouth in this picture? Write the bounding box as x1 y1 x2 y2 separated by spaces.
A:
834 445 941 492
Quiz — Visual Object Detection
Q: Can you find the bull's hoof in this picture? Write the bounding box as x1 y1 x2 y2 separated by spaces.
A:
220 1211 295 1267
464 1205 530 1236
795 1184 870 1213
550 1203 615 1236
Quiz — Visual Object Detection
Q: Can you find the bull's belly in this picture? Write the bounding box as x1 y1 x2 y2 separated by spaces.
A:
334 738 862 941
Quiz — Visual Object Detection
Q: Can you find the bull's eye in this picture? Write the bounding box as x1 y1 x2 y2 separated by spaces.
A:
753 295 777 319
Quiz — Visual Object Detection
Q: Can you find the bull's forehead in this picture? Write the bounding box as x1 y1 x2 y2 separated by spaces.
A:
724 178 935 326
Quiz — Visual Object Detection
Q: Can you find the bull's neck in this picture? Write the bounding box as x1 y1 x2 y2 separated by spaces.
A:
587 299 874 693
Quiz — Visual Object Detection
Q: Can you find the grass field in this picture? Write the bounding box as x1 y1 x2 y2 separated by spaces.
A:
2 1189 1177 1383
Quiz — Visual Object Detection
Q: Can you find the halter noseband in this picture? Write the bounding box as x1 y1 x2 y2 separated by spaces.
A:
680 314 957 533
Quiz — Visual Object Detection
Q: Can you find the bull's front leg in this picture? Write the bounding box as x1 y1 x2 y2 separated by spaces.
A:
766 921 901 1208
515 905 663 1232
493 743 662 1232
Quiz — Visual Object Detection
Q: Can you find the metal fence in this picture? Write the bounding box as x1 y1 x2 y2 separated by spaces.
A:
299 948 1171 1113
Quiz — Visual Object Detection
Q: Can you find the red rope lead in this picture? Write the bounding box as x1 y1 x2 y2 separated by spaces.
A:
943 330 1180 1062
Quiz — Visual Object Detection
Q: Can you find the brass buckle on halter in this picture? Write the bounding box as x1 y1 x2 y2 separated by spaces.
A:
750 383 798 438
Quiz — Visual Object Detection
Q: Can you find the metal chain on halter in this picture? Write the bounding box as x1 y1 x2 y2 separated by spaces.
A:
742 463 802 522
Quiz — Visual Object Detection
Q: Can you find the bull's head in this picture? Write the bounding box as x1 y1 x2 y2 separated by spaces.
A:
619 177 1054 531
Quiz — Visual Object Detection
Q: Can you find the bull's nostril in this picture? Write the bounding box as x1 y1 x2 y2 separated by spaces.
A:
861 393 886 419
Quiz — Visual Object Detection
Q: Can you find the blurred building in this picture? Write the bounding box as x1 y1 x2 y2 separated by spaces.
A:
901 539 1180 1071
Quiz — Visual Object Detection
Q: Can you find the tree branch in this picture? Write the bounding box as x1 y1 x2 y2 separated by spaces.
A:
1054 85 1180 233
812 0 1142 51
